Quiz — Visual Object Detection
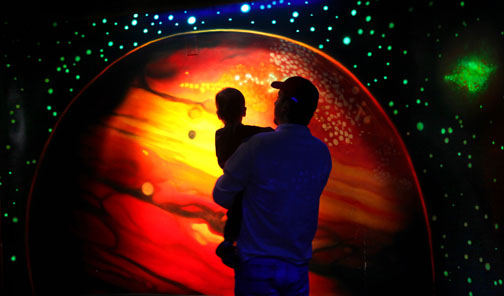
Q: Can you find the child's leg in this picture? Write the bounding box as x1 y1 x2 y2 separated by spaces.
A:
217 192 243 268
223 192 243 242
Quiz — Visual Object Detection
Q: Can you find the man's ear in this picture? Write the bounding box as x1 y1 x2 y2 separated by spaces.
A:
280 101 290 114
276 100 290 123
242 106 247 117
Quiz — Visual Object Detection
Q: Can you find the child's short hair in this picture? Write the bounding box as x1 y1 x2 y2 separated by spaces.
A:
215 88 246 123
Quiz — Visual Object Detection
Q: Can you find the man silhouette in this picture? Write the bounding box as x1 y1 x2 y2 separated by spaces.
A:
213 76 332 295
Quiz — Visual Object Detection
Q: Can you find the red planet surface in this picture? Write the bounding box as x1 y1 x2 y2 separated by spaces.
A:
27 30 434 295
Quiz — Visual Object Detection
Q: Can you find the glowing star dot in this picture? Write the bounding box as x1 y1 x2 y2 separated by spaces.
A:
343 36 351 45
292 11 299 17
142 182 154 196
241 4 251 13
187 16 196 25
444 55 497 94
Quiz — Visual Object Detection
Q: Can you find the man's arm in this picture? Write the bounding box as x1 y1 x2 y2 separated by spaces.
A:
213 174 244 209
213 139 254 209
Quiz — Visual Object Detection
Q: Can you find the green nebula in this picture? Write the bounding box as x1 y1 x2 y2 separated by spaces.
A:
444 55 496 94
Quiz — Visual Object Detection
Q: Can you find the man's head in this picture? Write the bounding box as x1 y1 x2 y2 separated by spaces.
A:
271 76 319 126
215 88 247 125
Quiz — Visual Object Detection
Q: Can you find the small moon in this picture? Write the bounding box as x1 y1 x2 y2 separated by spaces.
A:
141 182 154 196
188 107 202 119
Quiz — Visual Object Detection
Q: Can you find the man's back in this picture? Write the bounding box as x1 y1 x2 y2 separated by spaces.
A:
222 123 332 264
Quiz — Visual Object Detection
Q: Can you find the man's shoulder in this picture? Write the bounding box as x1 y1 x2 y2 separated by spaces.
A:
311 136 331 156
311 134 329 148
310 136 332 171
242 125 274 133
240 125 274 141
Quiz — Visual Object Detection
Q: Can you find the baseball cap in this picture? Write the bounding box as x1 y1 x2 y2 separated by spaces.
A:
271 76 319 105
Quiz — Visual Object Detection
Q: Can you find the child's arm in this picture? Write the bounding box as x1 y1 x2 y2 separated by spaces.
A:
213 139 252 209
215 129 226 169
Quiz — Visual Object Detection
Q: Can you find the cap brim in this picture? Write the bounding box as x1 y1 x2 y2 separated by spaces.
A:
271 81 283 89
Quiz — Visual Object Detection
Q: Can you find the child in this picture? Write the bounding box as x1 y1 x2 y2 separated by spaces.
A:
214 88 273 268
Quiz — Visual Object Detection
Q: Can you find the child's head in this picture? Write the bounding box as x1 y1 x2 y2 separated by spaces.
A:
215 88 246 125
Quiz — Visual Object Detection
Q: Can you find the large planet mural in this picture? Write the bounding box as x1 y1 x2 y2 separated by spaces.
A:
27 30 434 295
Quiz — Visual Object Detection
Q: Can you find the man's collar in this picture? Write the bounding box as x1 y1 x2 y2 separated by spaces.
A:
275 123 310 133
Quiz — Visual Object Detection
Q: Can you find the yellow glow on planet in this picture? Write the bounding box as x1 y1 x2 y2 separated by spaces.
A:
191 223 223 245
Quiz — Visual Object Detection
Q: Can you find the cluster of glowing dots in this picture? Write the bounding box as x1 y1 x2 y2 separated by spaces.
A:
178 81 236 93
444 55 497 94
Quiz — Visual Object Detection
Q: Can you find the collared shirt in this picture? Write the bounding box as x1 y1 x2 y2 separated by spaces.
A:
213 123 332 265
